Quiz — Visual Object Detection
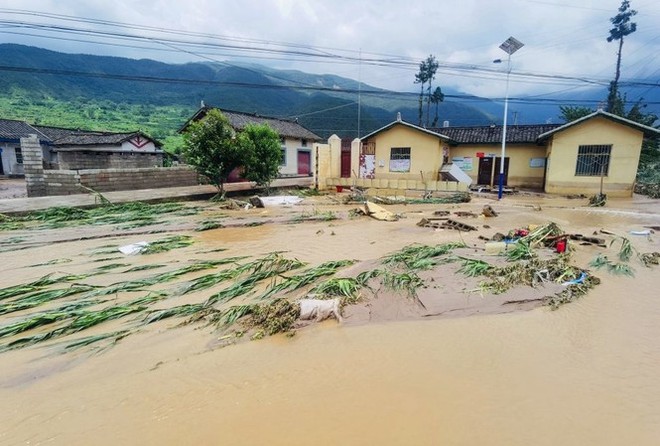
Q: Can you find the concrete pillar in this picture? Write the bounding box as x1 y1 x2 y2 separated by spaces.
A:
20 135 47 197
315 142 329 191
328 134 341 178
351 138 361 179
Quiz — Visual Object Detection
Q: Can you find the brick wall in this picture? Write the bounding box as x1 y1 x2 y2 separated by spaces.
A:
20 135 47 197
57 151 164 170
39 166 200 196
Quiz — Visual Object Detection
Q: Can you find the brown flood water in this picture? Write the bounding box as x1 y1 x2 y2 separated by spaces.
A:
0 194 659 445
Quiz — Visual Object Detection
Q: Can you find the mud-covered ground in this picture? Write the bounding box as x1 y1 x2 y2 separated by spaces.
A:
0 177 27 200
1 191 659 445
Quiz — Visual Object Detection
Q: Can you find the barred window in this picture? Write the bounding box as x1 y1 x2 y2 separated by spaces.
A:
575 145 611 176
390 147 411 172
14 148 23 164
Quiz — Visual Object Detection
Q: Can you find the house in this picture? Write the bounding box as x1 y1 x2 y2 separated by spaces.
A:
0 118 163 175
355 110 659 197
0 119 47 176
35 125 163 170
181 107 322 178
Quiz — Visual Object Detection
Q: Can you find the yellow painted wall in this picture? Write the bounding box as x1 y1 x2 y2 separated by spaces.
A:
314 136 340 191
366 124 444 181
450 144 547 188
545 117 643 197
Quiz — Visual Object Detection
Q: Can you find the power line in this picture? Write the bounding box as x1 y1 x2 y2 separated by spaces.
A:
0 12 656 90
1 64 656 108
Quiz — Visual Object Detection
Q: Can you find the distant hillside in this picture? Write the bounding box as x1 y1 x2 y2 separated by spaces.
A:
0 44 497 147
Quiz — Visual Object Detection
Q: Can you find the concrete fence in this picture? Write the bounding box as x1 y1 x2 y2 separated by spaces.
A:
315 135 468 196
326 177 469 194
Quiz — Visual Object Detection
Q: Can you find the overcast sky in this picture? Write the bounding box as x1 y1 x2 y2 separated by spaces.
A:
1 0 658 101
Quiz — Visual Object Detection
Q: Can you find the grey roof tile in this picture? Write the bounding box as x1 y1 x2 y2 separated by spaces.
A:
185 107 322 141
429 124 562 144
0 119 49 141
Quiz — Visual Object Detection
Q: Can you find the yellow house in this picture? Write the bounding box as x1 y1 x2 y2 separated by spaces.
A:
539 111 658 197
357 110 658 197
358 115 452 183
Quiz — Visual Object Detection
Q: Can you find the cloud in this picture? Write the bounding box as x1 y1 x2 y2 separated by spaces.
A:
1 0 658 100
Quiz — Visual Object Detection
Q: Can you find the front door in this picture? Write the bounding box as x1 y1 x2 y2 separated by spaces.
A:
340 139 351 178
297 150 311 175
478 157 493 185
477 157 509 186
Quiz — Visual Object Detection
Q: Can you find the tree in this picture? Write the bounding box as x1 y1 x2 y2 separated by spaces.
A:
182 109 243 199
606 0 637 113
424 56 440 127
430 86 445 127
414 59 429 126
238 123 282 193
559 105 594 122
414 55 440 127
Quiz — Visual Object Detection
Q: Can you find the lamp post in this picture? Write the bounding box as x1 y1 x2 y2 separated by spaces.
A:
495 36 524 200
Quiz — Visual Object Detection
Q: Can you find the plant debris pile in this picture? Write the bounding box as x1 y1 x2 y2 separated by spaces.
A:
0 201 198 231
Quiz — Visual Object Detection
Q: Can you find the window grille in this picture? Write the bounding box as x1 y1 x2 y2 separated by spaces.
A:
390 147 411 172
575 145 611 176
14 148 23 164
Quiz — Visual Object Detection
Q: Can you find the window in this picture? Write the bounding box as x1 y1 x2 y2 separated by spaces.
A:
575 145 611 176
280 148 287 166
389 147 411 172
301 139 308 147
14 148 23 164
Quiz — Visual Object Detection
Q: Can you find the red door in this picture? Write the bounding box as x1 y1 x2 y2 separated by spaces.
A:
341 139 351 178
297 151 311 175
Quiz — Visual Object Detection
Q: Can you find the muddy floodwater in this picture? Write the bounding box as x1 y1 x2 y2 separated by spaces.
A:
0 193 659 445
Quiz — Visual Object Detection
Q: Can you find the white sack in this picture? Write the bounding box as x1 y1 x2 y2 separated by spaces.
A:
299 298 342 322
118 241 149 255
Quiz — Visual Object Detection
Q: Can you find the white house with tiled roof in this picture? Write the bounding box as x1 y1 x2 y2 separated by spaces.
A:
0 118 163 175
181 107 322 178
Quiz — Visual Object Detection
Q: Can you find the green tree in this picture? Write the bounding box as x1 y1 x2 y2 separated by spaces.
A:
238 123 282 193
559 105 594 122
182 109 243 198
430 86 445 127
414 55 440 127
424 56 440 127
606 0 637 113
414 58 429 126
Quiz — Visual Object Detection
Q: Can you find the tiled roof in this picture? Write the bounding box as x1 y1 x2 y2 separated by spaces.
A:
0 120 160 148
182 107 322 141
0 119 49 141
429 124 562 144
31 125 76 141
34 125 155 146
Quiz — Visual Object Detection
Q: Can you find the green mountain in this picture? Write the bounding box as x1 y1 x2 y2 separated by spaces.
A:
0 43 496 150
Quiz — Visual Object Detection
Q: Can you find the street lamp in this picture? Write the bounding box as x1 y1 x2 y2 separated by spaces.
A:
495 36 524 200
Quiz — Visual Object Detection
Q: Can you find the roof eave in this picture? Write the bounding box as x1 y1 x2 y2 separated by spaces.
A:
537 110 660 141
361 120 455 143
